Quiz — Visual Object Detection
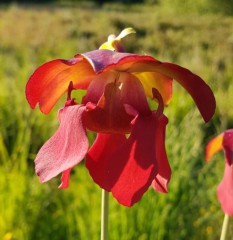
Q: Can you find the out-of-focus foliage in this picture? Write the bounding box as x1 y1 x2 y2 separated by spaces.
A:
0 2 233 240
1 0 233 15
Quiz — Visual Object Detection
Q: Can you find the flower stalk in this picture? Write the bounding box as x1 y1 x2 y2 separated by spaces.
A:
220 214 229 240
101 189 109 240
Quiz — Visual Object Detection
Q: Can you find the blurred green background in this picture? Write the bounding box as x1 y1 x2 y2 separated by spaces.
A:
0 0 233 239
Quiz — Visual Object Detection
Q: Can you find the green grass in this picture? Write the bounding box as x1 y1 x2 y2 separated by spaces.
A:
0 2 233 239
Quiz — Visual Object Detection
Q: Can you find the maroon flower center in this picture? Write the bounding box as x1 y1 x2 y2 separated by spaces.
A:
83 71 151 134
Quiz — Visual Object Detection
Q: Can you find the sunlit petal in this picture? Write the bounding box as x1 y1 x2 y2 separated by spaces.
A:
205 133 224 161
26 57 95 113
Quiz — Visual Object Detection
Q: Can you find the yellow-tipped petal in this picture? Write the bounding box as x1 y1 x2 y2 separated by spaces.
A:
99 27 136 51
116 27 136 40
205 133 224 161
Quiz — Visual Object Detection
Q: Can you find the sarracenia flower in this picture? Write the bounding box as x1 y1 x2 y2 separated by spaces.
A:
26 28 216 206
206 129 233 215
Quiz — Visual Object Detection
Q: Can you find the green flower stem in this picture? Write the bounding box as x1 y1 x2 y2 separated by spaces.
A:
101 189 109 240
220 214 229 240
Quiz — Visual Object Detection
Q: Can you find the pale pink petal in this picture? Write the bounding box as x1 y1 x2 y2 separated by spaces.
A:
217 162 233 216
35 105 88 184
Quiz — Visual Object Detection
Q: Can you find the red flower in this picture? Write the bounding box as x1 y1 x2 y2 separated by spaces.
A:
26 30 215 206
206 129 233 215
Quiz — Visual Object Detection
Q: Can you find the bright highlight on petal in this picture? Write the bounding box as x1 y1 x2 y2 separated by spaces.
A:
26 57 94 114
134 71 172 105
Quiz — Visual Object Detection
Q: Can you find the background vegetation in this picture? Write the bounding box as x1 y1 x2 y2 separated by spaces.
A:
0 1 233 239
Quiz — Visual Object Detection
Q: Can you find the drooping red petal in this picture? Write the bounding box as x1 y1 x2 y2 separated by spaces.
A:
59 168 71 189
35 105 88 184
151 117 171 193
26 57 95 114
155 62 216 122
86 133 127 191
217 162 233 216
129 61 216 123
222 129 233 165
104 112 168 207
205 133 224 161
